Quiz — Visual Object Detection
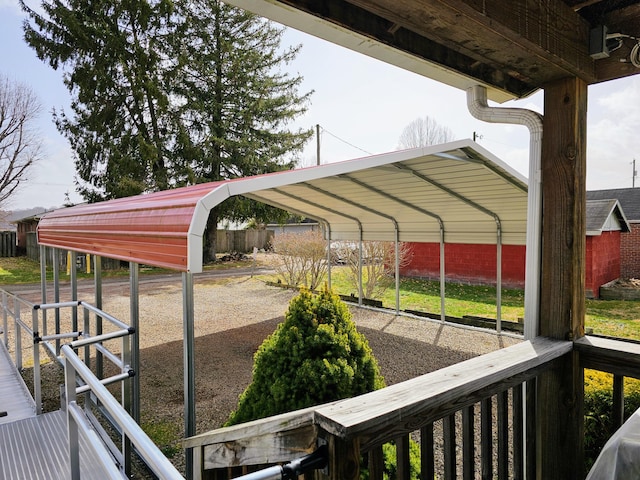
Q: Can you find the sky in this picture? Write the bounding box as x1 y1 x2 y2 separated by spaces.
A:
1 1 639 211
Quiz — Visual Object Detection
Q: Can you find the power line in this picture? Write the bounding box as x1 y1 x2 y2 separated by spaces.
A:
319 126 373 156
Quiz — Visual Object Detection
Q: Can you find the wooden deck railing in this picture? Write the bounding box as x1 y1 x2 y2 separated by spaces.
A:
575 336 640 431
185 337 573 480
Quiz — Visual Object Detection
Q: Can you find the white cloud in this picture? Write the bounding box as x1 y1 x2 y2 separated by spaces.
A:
586 77 640 190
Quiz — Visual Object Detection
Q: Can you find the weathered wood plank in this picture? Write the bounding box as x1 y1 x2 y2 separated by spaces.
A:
613 375 624 429
185 403 331 448
497 390 509 479
594 3 640 83
395 435 410 480
538 76 588 479
525 380 536 480
462 406 474 480
314 338 570 446
443 414 456 480
368 445 384 480
201 425 318 470
326 435 359 480
184 403 334 470
481 397 492 480
512 385 524 480
420 424 435 480
346 0 594 82
575 335 640 379
540 76 587 341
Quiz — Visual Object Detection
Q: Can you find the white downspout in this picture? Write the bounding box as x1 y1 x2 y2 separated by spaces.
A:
467 85 543 340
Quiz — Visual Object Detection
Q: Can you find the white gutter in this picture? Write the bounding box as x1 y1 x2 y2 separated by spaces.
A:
467 85 543 340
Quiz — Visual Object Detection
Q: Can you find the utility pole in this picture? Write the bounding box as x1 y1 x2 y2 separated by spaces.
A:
316 124 321 166
633 158 637 188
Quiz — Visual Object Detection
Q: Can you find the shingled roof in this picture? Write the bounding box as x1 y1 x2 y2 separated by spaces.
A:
586 199 630 236
588 188 640 222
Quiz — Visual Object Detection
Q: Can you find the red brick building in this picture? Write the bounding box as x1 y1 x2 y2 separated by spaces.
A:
588 188 640 280
401 198 630 298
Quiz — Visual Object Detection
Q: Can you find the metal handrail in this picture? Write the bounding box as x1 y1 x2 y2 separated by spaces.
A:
62 344 184 479
1 288 138 414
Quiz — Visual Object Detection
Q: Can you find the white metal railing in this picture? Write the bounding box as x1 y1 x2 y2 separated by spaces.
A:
1 290 135 415
0 288 183 478
2 287 327 480
62 343 183 479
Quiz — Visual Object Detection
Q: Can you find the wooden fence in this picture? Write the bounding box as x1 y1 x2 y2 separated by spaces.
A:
0 231 16 257
215 229 273 253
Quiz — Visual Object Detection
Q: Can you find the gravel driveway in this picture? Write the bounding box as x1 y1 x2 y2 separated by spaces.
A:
13 258 521 476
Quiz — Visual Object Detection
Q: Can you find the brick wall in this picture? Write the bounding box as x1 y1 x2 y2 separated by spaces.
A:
586 231 621 298
401 242 526 289
620 222 640 279
403 236 622 297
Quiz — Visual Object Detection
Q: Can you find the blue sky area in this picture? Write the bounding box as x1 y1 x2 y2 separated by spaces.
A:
1 1 639 210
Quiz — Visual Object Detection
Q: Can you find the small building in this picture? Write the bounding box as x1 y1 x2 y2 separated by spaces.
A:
267 217 320 236
586 199 630 298
588 188 640 280
14 213 43 254
402 198 630 299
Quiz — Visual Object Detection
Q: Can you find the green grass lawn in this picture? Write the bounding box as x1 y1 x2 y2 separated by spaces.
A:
0 256 171 284
3 256 639 340
321 267 640 341
0 255 256 285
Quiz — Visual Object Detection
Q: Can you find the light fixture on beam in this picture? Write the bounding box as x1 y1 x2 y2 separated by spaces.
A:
590 25 640 68
589 25 610 59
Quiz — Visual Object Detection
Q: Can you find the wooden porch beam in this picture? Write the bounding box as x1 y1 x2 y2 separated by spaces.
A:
537 76 587 479
345 0 595 84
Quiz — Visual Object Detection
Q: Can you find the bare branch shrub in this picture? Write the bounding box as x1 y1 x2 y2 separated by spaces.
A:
339 241 413 299
271 230 328 290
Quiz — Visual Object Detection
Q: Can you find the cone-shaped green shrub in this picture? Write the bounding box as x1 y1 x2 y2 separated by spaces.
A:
226 286 385 426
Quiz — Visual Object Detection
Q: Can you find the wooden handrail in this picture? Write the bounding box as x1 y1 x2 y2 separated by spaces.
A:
315 337 571 450
575 335 640 378
184 402 341 470
187 337 571 475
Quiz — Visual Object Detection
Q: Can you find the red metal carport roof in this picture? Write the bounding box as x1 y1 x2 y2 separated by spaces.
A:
37 140 528 273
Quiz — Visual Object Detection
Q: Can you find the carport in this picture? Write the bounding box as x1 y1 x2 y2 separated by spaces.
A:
36 138 530 474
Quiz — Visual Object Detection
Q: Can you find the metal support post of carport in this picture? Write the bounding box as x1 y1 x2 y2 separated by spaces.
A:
183 271 196 480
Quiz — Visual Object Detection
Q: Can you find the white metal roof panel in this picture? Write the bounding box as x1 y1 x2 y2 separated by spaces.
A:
39 140 528 273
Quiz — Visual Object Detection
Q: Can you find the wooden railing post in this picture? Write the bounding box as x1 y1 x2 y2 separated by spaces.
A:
325 434 359 480
537 76 587 479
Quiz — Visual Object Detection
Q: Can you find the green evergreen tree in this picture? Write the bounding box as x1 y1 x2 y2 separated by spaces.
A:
21 0 313 255
166 1 313 259
21 0 175 201
226 287 385 426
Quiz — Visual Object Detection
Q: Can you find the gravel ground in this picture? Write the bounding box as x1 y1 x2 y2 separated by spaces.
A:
10 255 522 476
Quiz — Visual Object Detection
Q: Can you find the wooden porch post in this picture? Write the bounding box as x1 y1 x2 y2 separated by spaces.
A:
537 76 587 479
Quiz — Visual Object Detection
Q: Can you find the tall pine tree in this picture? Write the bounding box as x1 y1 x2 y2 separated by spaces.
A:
167 1 313 258
21 0 312 256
